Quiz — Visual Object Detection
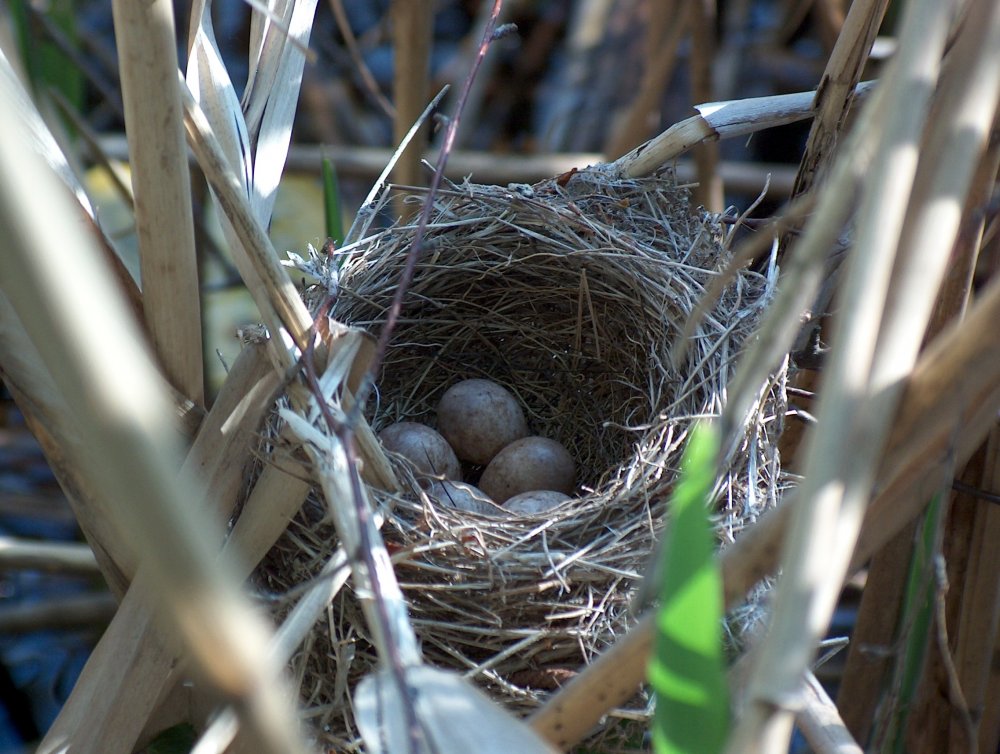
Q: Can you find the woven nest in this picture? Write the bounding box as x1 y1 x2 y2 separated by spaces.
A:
254 167 785 749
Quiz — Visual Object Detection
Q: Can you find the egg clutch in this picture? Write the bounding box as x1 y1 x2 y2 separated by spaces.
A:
378 378 576 517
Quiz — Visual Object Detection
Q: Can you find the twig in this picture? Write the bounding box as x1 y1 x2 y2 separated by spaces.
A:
298 341 427 754
328 0 395 119
26 3 125 118
344 87 450 246
391 0 434 218
931 554 977 753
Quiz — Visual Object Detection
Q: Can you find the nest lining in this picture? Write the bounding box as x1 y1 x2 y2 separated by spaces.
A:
254 167 785 748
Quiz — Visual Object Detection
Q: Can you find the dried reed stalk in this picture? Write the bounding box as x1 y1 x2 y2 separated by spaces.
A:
111 0 204 407
789 0 890 198
912 429 1000 754
0 536 99 575
1 87 308 752
391 0 433 218
726 0 954 746
34 341 289 754
690 0 723 211
603 0 688 159
838 2 1000 738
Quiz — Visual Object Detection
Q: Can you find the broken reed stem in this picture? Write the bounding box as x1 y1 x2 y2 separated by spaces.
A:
789 0 891 199
690 0 723 211
611 82 876 179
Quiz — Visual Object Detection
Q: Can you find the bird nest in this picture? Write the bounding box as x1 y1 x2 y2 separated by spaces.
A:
253 167 785 749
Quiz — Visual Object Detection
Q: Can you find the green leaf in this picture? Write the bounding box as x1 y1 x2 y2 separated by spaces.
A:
884 493 941 754
9 0 84 112
322 154 344 249
648 422 729 754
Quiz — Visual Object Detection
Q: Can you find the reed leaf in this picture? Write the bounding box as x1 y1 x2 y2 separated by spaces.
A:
243 0 319 221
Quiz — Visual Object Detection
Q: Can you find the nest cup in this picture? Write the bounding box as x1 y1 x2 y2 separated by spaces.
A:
256 168 783 747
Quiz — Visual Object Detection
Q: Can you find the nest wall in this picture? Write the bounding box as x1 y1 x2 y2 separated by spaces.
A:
254 168 784 748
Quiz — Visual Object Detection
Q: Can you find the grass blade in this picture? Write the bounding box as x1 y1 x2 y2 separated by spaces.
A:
649 422 728 754
321 154 343 246
244 0 319 222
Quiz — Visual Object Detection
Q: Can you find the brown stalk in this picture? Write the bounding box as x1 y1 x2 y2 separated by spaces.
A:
390 0 434 219
940 180 1000 754
691 0 723 211
112 0 204 407
906 436 1000 754
978 609 1000 754
529 268 1000 750
603 0 688 160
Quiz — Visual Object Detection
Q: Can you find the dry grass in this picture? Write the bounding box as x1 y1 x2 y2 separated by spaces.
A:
256 167 786 747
